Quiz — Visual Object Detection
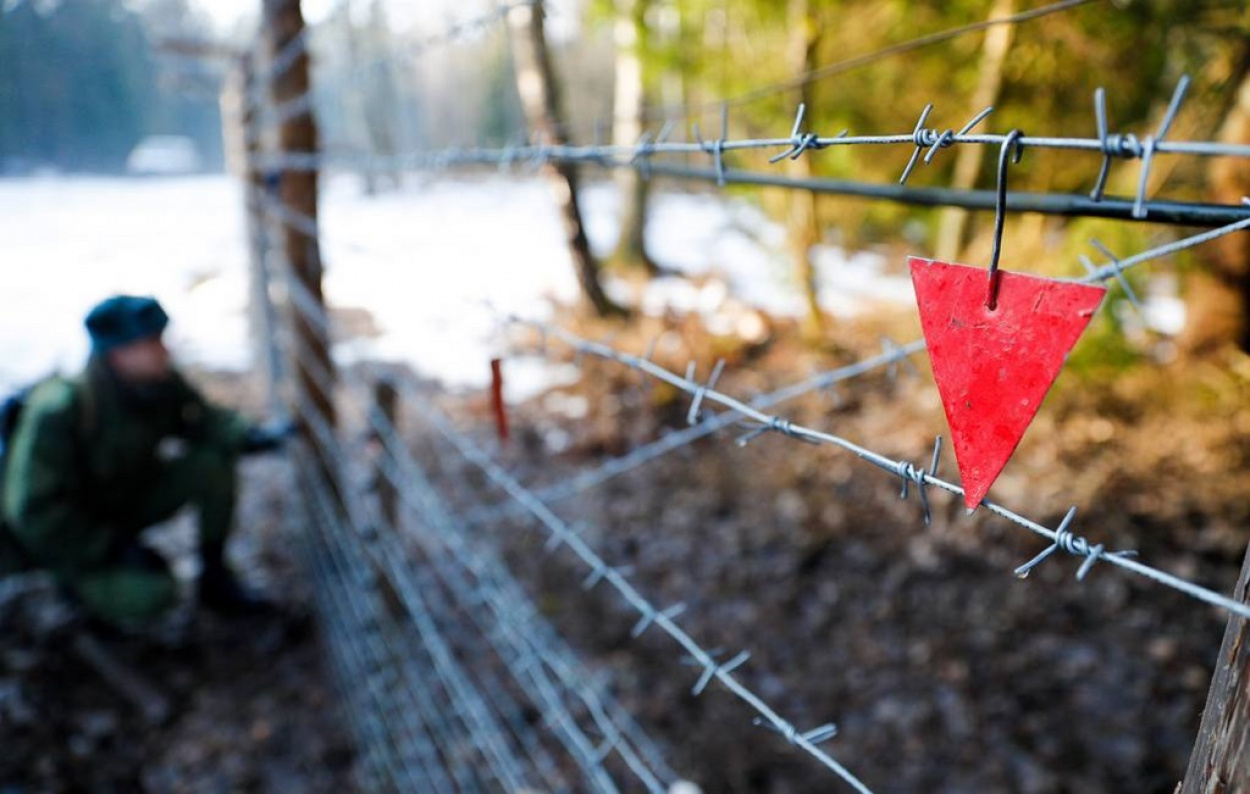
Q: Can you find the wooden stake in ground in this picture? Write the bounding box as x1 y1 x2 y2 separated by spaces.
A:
263 0 338 488
372 376 399 530
1180 542 1250 794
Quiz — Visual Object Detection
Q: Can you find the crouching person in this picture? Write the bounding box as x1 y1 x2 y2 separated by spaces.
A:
0 295 290 628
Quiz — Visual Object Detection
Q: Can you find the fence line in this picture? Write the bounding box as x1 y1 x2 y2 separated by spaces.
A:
518 319 1250 621
266 264 682 791
296 391 685 793
365 396 678 792
298 438 554 793
384 386 876 793
264 244 875 790
259 177 1250 623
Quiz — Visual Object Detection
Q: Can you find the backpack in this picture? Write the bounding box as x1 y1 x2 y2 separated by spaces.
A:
0 386 33 464
0 377 95 575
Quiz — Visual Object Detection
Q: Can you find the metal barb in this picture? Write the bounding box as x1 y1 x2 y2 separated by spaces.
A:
769 103 825 164
895 436 943 525
899 105 993 184
1087 240 1144 315
1014 507 1138 581
631 603 687 639
1133 75 1191 219
692 650 751 696
735 415 816 447
686 359 726 425
753 717 840 746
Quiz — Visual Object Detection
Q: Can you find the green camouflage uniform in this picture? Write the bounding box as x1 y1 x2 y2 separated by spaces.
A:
1 359 250 625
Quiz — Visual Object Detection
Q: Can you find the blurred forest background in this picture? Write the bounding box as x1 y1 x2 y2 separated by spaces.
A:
3 0 1250 350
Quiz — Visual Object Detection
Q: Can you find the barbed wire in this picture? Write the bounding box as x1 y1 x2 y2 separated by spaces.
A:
399 385 877 794
285 339 677 791
252 73 1250 225
297 438 557 793
510 312 1250 621
259 148 1250 619
254 167 1250 794
298 482 468 792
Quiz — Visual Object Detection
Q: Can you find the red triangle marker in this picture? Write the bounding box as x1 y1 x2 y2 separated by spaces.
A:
909 257 1105 509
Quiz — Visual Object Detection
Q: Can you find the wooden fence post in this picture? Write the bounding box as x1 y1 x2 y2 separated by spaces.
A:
373 377 399 530
262 0 337 487
1180 542 1250 793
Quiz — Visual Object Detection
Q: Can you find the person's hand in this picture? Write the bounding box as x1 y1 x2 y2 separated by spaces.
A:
241 418 296 454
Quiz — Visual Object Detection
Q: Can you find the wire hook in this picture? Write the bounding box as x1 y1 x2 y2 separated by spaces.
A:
986 129 1025 310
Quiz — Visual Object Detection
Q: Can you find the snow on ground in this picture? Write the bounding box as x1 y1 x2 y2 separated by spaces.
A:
0 172 913 396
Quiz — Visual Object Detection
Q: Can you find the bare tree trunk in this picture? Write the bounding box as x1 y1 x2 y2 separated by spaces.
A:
1184 68 1250 355
610 0 656 275
507 0 623 317
339 0 375 194
934 0 1015 263
362 0 400 189
786 0 824 338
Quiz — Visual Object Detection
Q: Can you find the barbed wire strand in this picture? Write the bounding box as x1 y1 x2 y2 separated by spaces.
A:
517 316 1250 621
252 73 1250 225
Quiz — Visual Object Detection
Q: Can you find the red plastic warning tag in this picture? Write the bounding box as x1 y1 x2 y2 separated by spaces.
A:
909 257 1105 509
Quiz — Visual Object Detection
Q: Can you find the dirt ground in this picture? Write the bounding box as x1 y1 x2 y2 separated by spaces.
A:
419 309 1249 794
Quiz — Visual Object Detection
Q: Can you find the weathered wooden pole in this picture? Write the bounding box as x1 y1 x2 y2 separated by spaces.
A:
507 0 623 317
262 0 337 482
1180 543 1250 793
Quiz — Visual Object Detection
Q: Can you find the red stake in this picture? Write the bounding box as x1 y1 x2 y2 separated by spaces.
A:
490 357 509 443
910 257 1105 509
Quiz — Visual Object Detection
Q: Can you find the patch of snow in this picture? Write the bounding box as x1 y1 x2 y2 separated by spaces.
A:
0 173 912 398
